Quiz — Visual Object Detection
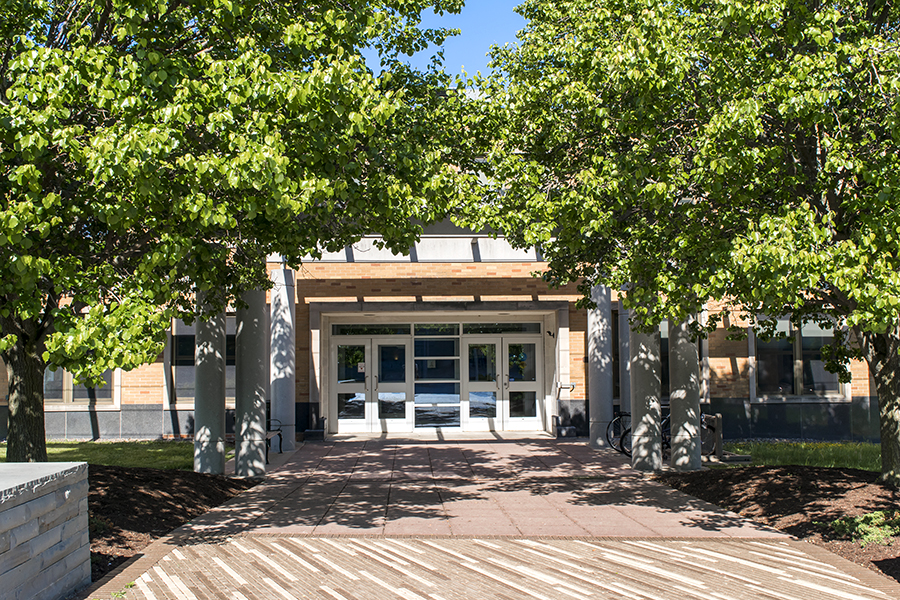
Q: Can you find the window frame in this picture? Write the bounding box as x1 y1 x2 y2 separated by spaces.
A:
43 367 121 411
165 316 243 409
750 318 849 402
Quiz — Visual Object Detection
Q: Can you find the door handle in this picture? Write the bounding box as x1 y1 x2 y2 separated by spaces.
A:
504 374 509 389
495 374 501 390
374 375 378 391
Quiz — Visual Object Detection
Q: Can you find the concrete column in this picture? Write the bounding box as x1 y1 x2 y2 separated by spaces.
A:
669 315 702 471
194 305 226 474
629 316 662 471
618 310 632 410
588 285 614 448
236 289 268 477
270 269 296 450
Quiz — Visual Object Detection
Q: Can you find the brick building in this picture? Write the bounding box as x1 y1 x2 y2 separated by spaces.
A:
0 222 881 444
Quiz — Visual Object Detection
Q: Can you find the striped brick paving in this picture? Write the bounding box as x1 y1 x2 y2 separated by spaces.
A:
112 537 899 600
79 436 900 600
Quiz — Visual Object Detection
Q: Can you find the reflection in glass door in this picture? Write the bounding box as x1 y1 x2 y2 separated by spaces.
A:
505 339 541 429
375 340 411 431
464 340 500 430
335 344 368 431
503 340 538 420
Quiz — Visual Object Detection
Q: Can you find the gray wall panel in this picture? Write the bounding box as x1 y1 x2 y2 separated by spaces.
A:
164 409 195 437
45 411 67 439
799 402 850 441
121 405 163 439
64 411 108 440
707 396 880 442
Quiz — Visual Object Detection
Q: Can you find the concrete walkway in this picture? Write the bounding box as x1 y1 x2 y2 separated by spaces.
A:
80 436 900 599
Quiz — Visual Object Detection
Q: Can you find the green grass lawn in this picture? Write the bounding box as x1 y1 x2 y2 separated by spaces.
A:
725 440 881 472
0 440 200 470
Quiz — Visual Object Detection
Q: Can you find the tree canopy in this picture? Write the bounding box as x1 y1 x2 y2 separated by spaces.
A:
1 0 475 461
464 0 900 485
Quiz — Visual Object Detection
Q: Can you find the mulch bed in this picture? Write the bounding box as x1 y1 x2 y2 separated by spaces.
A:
88 463 900 586
654 465 900 584
88 464 257 581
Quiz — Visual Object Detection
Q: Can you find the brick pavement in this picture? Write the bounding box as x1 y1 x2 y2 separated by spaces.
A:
78 436 900 600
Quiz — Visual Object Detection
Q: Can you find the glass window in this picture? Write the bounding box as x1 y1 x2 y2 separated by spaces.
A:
43 368 65 402
378 392 406 419
378 345 406 383
415 359 460 380
660 320 670 399
414 383 460 404
510 391 537 418
800 322 841 394
415 405 460 428
415 338 459 358
468 344 497 382
338 392 365 419
338 345 366 383
469 391 497 418
73 370 113 402
757 319 841 396
462 323 541 334
170 319 237 404
415 324 459 336
612 310 620 401
44 368 114 404
758 338 794 395
507 343 536 382
333 324 410 336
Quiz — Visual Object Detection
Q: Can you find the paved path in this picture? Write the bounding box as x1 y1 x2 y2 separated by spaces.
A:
81 436 900 599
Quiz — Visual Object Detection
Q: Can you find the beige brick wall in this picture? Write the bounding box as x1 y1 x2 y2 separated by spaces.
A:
119 358 165 405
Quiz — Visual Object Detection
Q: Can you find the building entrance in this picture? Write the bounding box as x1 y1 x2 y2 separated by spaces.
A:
329 322 545 433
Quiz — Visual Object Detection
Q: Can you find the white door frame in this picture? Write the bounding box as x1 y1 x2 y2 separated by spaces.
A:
323 312 559 434
372 337 413 432
502 336 544 431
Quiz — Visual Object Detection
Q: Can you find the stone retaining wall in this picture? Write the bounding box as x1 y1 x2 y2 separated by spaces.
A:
0 462 90 600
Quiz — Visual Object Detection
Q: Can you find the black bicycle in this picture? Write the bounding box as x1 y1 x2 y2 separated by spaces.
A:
620 414 716 458
605 411 631 452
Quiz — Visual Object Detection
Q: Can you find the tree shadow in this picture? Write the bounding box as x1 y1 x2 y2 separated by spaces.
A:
170 437 783 542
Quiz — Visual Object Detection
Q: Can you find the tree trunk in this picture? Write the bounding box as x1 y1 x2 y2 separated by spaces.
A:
863 327 900 489
3 321 48 462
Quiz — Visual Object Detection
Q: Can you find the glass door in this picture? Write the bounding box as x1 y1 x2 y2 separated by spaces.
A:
374 339 411 432
463 338 501 431
335 343 369 433
503 338 543 430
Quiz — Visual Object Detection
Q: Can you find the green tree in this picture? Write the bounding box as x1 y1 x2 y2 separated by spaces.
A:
1 0 474 461
464 0 900 485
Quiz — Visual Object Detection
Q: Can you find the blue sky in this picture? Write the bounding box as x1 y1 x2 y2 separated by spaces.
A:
368 1 526 76
415 1 526 76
